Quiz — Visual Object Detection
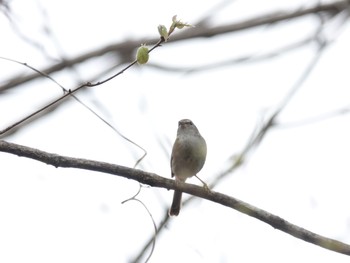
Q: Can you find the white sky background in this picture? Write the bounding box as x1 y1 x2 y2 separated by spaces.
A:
0 0 350 262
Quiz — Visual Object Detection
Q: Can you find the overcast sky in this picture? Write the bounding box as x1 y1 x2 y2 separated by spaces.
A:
1 0 350 262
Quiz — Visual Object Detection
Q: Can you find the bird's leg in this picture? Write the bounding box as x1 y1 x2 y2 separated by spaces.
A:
194 175 210 191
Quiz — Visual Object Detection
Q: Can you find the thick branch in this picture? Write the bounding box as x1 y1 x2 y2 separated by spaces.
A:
0 139 349 256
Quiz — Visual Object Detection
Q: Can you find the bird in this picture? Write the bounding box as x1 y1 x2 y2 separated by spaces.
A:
169 119 207 216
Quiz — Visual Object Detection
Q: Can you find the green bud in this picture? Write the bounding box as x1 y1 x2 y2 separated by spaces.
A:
176 21 192 29
158 25 168 41
172 15 178 23
176 24 185 29
136 44 149 65
171 15 193 30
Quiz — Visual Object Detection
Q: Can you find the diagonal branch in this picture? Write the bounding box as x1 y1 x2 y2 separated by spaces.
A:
0 139 349 256
1 0 348 92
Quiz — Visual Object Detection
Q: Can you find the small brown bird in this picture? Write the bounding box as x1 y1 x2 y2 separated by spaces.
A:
169 119 207 216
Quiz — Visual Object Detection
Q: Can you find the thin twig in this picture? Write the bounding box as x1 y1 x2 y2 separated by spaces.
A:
1 0 348 92
0 38 163 137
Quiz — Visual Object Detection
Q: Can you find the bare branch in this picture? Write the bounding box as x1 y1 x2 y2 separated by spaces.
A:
0 139 349 256
1 0 348 92
0 38 163 137
147 35 314 74
275 105 350 128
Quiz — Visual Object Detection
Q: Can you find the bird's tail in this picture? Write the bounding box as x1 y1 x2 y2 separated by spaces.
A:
169 190 182 216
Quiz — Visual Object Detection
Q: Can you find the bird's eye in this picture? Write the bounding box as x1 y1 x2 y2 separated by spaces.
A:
179 119 193 126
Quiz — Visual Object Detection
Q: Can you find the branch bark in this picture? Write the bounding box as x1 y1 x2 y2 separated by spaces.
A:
0 139 349 256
